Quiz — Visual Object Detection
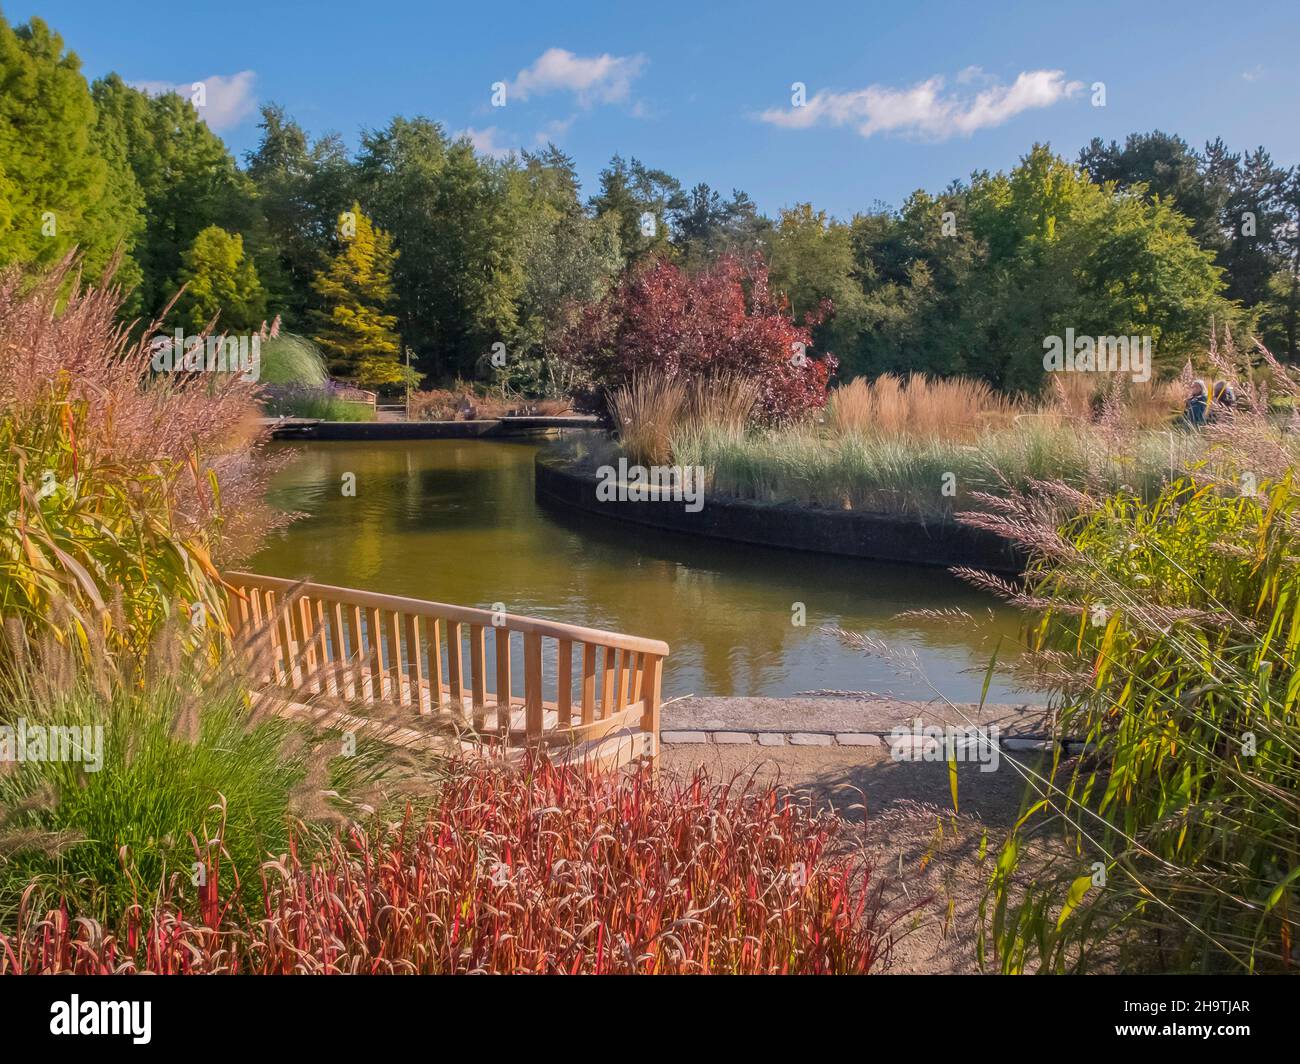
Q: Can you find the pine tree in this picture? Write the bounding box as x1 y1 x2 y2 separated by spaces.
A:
311 202 403 385
172 226 267 332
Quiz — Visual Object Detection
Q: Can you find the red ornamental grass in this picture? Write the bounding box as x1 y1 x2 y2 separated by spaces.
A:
1 757 893 974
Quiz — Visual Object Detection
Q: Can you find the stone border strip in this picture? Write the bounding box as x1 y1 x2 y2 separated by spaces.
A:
660 730 1093 757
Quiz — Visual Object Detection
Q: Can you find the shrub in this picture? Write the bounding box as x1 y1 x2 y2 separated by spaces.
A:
559 255 835 423
0 647 310 921
1 756 896 974
409 385 573 422
408 387 478 422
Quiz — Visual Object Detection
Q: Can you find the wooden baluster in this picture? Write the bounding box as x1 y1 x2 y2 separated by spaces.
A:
267 591 289 686
229 587 248 641
348 605 365 699
328 602 348 698
470 624 486 730
581 644 596 725
494 628 511 736
428 618 445 710
524 632 543 743
386 611 405 704
295 596 319 693
641 654 664 759
246 589 268 684
312 599 332 695
631 652 644 705
406 614 428 713
280 593 301 689
556 639 573 727
601 646 617 720
617 648 631 710
365 606 384 702
446 621 464 718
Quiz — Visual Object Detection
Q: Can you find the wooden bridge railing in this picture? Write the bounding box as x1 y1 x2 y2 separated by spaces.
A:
224 572 668 758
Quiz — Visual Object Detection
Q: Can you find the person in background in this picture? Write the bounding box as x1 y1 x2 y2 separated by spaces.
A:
1185 379 1208 427
1208 380 1237 422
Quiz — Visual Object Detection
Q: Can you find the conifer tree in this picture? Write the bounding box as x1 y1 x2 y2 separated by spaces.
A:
311 203 403 385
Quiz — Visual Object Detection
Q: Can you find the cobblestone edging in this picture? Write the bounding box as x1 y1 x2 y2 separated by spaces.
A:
660 730 1094 757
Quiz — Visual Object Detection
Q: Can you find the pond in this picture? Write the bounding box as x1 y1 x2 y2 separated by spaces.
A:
251 439 1030 702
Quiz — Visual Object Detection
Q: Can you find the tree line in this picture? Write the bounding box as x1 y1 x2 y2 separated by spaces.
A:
3 13 1298 394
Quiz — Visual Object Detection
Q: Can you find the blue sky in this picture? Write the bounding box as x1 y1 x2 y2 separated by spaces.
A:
16 0 1300 217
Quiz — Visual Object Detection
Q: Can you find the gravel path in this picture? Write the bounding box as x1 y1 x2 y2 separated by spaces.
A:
658 696 1062 974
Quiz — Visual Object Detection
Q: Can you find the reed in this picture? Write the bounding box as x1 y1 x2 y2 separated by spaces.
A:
966 348 1300 972
827 373 1022 441
609 372 687 466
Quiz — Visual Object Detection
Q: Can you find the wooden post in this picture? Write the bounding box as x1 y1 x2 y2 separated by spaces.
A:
524 632 543 744
556 639 573 726
641 654 663 761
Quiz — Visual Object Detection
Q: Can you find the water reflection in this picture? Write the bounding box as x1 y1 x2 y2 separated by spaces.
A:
251 439 1029 701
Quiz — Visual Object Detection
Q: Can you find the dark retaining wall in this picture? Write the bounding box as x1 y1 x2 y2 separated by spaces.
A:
535 456 1025 574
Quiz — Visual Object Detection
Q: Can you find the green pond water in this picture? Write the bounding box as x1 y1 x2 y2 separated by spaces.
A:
251 439 1029 702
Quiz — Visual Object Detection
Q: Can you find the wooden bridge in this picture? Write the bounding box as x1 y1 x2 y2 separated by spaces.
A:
225 572 669 767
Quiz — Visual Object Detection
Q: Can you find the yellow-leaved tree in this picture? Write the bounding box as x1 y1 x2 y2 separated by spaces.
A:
311 202 404 386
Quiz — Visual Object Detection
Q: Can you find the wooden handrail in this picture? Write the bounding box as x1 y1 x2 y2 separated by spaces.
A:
225 572 670 657
223 571 668 758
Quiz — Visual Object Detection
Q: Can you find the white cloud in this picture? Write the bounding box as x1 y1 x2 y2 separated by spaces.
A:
534 115 576 146
760 69 1084 141
457 126 516 159
132 71 257 131
508 47 646 106
1242 65 1265 82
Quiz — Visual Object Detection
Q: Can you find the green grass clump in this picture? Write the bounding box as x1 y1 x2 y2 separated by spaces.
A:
261 385 376 421
667 419 1201 518
257 334 330 387
0 652 319 923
